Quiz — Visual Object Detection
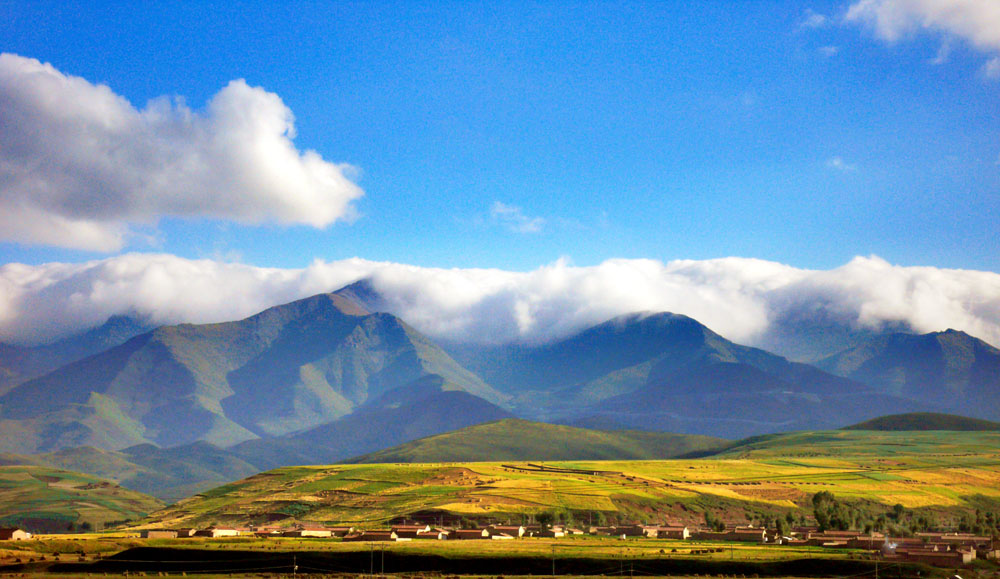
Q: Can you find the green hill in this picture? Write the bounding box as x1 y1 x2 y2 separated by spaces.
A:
0 465 163 533
0 442 261 503
842 412 1000 431
345 418 727 463
145 429 1000 530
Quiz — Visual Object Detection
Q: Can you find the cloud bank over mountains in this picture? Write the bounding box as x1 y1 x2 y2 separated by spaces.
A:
1 253 998 353
0 53 363 251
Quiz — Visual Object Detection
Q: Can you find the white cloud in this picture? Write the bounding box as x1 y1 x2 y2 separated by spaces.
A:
846 0 1000 66
801 9 830 29
819 45 841 57
0 53 364 251
984 56 1000 78
1 254 999 356
826 156 857 172
491 201 545 233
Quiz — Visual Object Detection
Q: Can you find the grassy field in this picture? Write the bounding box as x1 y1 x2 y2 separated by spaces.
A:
0 465 163 532
142 430 1000 529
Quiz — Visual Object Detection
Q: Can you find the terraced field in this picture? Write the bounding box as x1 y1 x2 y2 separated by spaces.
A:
146 430 1000 528
0 465 163 532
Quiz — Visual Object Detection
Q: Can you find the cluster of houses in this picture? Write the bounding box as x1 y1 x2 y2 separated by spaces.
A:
132 523 995 568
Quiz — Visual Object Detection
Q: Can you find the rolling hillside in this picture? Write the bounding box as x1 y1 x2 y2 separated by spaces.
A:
344 418 728 463
144 429 1000 530
0 465 163 532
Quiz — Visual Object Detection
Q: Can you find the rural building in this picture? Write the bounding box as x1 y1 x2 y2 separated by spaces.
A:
0 528 31 541
890 548 975 567
343 530 399 542
392 524 431 534
658 526 690 540
175 528 196 537
140 529 179 539
283 526 332 538
488 525 525 538
451 529 490 540
328 526 355 537
194 527 241 538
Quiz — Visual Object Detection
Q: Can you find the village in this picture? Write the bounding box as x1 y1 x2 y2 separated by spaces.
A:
113 522 1000 569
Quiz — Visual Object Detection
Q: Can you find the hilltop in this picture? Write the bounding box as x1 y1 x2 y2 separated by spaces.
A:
344 418 727 463
843 412 1000 431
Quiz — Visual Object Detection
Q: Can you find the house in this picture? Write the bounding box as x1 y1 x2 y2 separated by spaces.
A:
0 528 31 541
140 529 179 539
194 527 241 538
175 528 196 538
488 525 525 538
890 548 975 567
392 524 431 534
328 526 355 537
657 526 690 540
342 530 399 542
451 529 490 540
283 526 332 538
490 533 516 540
728 527 767 543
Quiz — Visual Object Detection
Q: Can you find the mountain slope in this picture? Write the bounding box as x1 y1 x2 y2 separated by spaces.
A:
0 315 152 395
816 329 1000 420
0 289 506 453
230 376 514 470
345 418 727 463
451 312 922 438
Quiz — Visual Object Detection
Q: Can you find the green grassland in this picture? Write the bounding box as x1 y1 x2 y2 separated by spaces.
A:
144 430 1000 529
346 418 727 463
0 465 163 532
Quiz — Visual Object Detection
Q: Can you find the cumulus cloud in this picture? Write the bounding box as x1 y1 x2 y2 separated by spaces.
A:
0 53 363 251
491 201 545 233
846 0 1000 67
2 254 999 358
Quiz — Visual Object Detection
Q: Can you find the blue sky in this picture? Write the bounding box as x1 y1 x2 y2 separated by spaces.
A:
2 0 999 272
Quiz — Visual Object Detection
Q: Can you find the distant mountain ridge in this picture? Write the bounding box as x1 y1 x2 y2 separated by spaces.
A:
0 314 153 395
449 311 928 438
0 286 508 454
817 329 1000 421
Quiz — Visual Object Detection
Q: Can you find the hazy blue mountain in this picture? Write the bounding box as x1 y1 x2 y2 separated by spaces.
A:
449 312 929 438
816 329 1000 420
0 315 153 395
230 374 514 469
0 289 506 453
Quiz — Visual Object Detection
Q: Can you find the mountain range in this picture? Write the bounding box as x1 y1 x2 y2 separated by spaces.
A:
1 279 998 482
